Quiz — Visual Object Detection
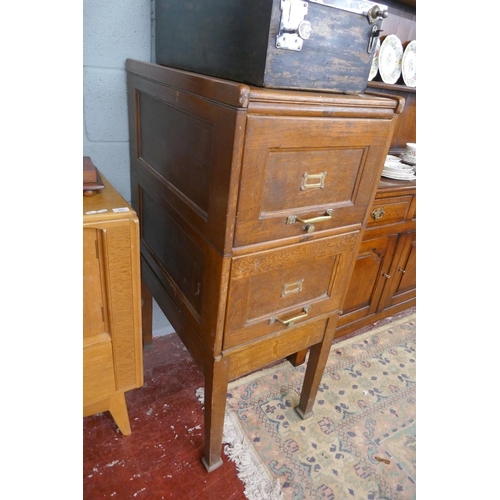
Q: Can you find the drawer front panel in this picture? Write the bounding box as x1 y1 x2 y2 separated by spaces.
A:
83 335 116 407
234 115 391 247
223 230 360 349
228 317 329 379
367 195 413 228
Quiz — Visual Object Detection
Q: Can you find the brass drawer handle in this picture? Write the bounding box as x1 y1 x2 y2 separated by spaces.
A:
398 267 406 274
287 209 333 233
296 209 333 224
371 207 385 220
269 305 310 328
382 272 391 279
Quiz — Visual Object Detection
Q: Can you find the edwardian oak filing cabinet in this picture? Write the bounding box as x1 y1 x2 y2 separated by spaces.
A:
126 59 403 470
83 174 143 435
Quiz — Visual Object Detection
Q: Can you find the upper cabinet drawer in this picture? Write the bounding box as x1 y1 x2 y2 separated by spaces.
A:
367 194 414 228
234 115 393 247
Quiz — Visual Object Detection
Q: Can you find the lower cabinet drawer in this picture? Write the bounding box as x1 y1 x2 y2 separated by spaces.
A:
228 316 329 379
223 230 360 349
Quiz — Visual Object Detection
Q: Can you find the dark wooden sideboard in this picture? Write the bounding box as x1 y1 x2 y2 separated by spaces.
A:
126 59 404 471
335 80 416 338
333 0 417 336
336 175 415 337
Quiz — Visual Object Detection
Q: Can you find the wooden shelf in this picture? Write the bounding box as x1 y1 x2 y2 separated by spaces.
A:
368 81 416 94
395 0 415 7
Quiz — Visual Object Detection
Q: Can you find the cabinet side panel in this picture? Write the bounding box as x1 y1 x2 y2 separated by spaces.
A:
127 71 246 254
138 92 212 215
141 189 205 316
102 223 142 391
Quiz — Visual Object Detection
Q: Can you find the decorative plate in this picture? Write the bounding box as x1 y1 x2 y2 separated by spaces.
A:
400 154 417 165
368 37 381 81
383 163 414 172
382 171 416 180
402 40 416 87
385 154 402 163
379 35 403 84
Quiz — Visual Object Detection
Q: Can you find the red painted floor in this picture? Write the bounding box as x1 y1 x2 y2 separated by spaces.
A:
83 334 246 499
83 308 415 499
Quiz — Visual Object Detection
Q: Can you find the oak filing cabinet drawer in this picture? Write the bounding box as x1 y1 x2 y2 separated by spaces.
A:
234 113 397 246
224 230 360 349
126 59 403 471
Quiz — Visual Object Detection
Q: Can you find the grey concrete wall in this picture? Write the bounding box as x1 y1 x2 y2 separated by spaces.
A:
83 0 152 202
83 0 173 337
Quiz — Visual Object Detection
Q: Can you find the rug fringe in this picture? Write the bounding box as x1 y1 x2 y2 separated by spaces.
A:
195 388 284 500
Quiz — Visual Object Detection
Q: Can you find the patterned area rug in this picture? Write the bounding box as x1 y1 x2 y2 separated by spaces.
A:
199 313 416 500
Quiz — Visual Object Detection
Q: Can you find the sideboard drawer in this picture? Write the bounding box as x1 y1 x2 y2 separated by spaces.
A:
367 195 414 228
234 115 393 247
223 230 360 349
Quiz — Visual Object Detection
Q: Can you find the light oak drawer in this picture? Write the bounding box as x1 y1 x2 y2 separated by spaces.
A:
367 195 414 228
234 115 393 247
223 230 360 349
83 333 116 407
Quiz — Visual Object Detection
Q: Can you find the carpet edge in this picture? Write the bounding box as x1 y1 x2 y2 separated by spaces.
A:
195 387 284 500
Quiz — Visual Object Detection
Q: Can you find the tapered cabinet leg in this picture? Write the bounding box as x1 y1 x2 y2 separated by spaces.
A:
296 314 339 420
202 356 230 472
108 392 132 435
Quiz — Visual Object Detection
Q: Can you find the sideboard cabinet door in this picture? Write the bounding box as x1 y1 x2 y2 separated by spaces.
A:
338 233 398 328
378 230 416 311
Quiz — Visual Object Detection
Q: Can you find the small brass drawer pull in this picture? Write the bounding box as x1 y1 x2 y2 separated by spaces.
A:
269 305 310 328
301 172 327 190
282 279 304 297
398 267 406 274
382 272 390 279
371 207 385 220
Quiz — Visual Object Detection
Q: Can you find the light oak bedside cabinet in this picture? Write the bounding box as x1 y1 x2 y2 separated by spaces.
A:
83 172 143 435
